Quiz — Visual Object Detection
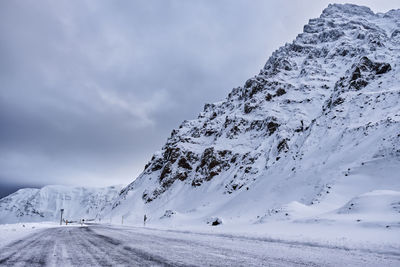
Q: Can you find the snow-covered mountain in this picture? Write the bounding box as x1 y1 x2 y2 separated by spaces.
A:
0 185 122 224
1 4 399 228
104 4 400 226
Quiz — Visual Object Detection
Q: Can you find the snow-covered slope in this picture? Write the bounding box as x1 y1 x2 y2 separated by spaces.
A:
104 4 400 227
0 185 122 224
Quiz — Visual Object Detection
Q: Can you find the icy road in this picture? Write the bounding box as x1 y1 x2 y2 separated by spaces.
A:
0 224 399 266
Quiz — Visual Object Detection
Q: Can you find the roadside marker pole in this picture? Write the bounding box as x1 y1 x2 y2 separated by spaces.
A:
60 209 64 225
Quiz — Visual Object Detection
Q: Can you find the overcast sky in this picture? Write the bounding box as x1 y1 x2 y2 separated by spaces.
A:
0 0 398 198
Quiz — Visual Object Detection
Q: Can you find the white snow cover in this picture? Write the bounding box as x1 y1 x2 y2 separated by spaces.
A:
101 3 400 233
0 185 122 224
0 222 58 248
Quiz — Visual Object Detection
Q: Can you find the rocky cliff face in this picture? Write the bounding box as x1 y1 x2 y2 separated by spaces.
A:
106 4 400 225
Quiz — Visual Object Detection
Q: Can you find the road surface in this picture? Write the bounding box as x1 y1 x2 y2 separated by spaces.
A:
0 224 399 266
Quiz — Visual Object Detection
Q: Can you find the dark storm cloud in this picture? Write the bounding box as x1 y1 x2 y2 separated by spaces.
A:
0 0 398 191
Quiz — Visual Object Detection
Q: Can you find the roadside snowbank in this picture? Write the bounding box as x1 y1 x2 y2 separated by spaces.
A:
128 220 400 256
110 188 400 255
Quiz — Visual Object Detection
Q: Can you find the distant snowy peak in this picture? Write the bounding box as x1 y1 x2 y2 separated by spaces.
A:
0 185 122 224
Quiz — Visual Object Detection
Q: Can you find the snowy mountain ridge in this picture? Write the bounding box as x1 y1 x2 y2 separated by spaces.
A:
0 185 122 224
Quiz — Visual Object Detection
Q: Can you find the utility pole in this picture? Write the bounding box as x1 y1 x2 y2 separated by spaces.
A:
60 209 64 225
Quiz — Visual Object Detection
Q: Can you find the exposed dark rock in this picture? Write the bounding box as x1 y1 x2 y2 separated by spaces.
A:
208 217 223 226
351 67 361 81
161 210 176 218
151 157 164 172
249 83 264 98
333 97 345 106
275 88 287 96
191 179 202 187
161 177 174 188
247 120 272 133
142 190 149 202
244 167 252 173
244 79 253 88
295 120 305 132
159 163 172 181
267 121 280 135
244 103 255 114
277 139 289 153
163 147 181 164
178 157 192 170
205 129 218 136
350 79 368 90
144 161 151 170
229 125 240 137
347 57 391 90
176 172 188 181
192 148 232 186
376 63 391 75
230 154 238 163
318 29 344 42
218 150 230 157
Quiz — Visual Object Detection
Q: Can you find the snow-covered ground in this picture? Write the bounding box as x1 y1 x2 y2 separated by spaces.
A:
148 221 400 256
0 222 58 248
1 219 399 254
112 194 400 257
0 223 399 266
